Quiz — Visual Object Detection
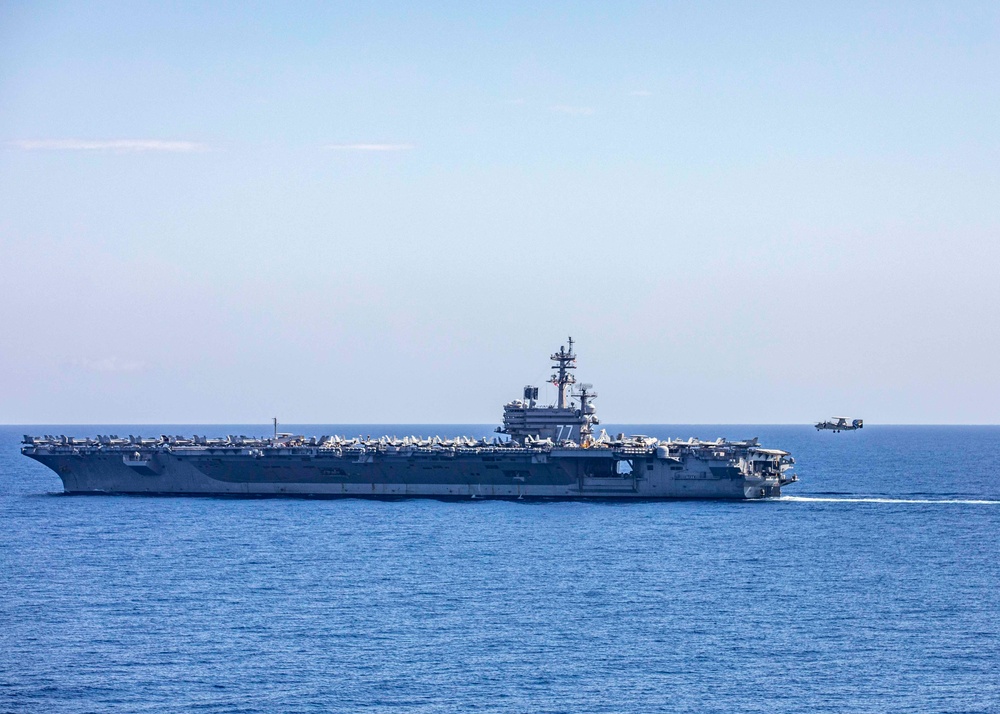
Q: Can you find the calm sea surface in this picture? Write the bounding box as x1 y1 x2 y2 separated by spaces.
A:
2 424 999 713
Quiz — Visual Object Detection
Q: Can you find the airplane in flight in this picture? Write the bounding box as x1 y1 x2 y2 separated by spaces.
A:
815 417 863 432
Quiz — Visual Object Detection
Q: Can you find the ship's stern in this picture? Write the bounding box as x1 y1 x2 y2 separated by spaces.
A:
741 448 797 498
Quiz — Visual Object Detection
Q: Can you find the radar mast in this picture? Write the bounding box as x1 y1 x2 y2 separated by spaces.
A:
550 337 577 409
575 383 598 440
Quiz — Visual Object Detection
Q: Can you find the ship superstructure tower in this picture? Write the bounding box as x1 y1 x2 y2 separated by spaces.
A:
500 337 600 444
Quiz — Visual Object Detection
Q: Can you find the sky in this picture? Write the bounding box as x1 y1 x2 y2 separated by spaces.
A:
1 1 998 424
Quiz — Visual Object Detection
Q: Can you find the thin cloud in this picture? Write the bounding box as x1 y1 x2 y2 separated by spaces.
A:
324 143 415 151
550 105 595 116
11 139 208 153
630 90 653 97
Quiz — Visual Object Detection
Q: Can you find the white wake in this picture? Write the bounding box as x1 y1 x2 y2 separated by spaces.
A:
779 495 1000 505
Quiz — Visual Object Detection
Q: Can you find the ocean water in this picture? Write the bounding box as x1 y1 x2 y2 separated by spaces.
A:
2 424 999 713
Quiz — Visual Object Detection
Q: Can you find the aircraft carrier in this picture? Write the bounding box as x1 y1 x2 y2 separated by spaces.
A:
21 339 797 499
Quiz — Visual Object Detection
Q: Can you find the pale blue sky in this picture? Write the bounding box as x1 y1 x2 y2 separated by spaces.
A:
1 1 998 424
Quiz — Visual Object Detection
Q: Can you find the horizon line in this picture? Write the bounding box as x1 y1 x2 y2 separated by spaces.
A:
4 422 998 427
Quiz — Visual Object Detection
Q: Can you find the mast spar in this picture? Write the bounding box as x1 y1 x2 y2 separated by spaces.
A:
549 337 577 409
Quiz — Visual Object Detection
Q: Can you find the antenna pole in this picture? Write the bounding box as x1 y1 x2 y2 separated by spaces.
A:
549 336 577 409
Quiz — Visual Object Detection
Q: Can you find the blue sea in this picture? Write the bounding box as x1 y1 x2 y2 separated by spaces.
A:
2 424 999 713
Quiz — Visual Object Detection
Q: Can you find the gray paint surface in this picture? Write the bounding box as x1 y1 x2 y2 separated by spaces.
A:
21 342 796 499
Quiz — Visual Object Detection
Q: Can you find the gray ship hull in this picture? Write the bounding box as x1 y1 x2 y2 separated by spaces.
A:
25 446 787 500
21 339 798 500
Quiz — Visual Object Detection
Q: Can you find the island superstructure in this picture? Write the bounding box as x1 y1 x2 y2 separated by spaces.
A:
22 339 797 499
